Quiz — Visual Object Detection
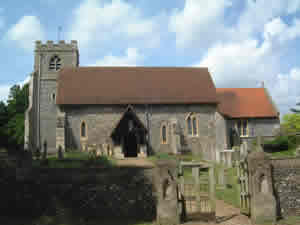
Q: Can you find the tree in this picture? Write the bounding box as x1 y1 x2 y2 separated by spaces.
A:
0 83 29 151
281 113 300 134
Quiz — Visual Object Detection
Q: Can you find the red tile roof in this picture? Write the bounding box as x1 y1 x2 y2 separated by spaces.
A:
56 67 218 105
216 88 279 118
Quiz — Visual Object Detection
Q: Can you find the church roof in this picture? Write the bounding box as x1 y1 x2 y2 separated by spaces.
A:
216 88 279 118
56 67 218 105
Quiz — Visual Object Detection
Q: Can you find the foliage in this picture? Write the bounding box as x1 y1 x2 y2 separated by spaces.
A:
0 83 29 152
281 113 300 134
262 134 299 157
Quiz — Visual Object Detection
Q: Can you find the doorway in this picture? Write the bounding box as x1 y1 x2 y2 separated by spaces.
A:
111 107 147 158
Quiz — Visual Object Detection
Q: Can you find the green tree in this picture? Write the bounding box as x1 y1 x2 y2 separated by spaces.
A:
0 101 9 148
281 113 300 134
0 83 29 151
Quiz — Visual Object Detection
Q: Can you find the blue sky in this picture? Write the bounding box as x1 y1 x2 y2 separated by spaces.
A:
1 0 300 116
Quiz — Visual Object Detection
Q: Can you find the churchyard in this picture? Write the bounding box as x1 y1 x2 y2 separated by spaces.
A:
0 132 299 225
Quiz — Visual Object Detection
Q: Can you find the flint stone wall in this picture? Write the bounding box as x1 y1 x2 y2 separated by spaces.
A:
3 167 157 220
271 158 300 217
62 104 217 160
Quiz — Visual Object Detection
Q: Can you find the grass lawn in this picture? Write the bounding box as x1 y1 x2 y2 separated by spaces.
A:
215 165 240 208
33 151 116 168
267 147 297 158
148 152 204 163
276 216 300 225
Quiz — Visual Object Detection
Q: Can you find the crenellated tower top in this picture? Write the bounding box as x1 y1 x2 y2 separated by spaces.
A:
35 40 78 52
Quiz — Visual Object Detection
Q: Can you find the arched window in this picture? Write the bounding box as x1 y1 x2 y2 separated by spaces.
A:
161 124 167 144
81 121 87 138
236 119 248 137
192 117 197 136
186 114 198 137
51 93 56 102
49 55 62 71
187 116 192 135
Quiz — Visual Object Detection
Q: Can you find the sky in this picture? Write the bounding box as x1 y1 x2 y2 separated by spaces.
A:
1 0 300 116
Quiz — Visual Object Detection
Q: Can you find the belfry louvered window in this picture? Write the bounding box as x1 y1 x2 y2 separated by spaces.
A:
49 55 61 71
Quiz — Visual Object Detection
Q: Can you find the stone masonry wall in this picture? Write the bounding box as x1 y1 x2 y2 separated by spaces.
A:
63 104 217 160
34 40 78 153
215 112 228 162
271 158 300 217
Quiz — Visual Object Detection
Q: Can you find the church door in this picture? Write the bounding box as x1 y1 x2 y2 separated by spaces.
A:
124 130 138 157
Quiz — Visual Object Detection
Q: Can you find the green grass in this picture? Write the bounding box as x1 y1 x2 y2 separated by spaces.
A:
148 152 204 163
276 216 300 225
267 147 297 158
33 151 116 168
215 165 240 208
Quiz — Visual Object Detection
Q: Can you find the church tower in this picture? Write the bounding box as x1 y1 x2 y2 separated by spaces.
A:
25 40 79 153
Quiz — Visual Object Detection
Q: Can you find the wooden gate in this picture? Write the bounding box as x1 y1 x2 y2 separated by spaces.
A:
178 162 216 222
237 159 250 215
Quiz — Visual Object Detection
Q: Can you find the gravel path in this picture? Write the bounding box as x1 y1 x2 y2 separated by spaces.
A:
183 200 253 225
116 157 155 168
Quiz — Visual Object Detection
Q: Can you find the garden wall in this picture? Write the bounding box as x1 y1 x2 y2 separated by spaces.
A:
1 167 157 221
271 158 300 217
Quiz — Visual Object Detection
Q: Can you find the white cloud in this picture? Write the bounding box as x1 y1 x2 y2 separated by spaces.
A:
91 48 141 66
5 16 45 51
196 39 275 88
68 0 161 48
0 84 10 103
236 0 300 38
269 68 300 114
169 0 232 48
264 17 300 44
169 0 300 49
290 68 300 80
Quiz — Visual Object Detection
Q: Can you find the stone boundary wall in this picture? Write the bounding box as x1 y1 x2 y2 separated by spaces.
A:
3 167 157 220
271 157 300 168
271 158 300 217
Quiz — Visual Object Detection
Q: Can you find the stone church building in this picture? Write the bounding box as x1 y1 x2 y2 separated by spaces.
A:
24 40 280 161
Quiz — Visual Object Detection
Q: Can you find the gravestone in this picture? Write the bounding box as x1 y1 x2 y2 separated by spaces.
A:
42 140 47 160
247 136 276 224
296 145 300 157
155 160 180 225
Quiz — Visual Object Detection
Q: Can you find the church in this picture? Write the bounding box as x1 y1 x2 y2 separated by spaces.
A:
24 40 280 161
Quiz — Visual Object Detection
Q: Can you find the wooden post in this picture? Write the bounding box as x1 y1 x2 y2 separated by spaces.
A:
209 166 216 216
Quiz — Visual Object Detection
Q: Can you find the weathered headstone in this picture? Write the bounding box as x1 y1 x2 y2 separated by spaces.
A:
155 160 180 225
247 136 276 224
58 146 64 159
42 140 47 160
296 145 300 157
35 147 41 160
